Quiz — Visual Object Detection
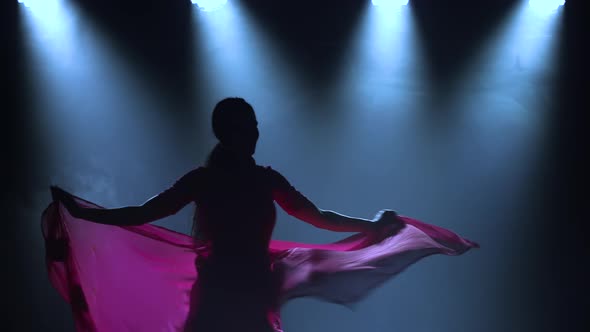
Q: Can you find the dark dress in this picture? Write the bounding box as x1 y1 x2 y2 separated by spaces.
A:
41 160 478 331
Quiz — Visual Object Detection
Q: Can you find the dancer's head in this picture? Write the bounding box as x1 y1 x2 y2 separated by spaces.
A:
211 97 259 156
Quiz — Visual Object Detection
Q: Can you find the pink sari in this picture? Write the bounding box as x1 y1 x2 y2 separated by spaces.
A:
42 193 478 332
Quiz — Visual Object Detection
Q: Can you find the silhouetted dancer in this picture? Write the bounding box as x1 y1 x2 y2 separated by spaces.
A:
46 97 478 331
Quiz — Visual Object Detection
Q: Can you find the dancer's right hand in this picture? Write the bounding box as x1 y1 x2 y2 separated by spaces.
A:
372 209 405 232
51 186 82 217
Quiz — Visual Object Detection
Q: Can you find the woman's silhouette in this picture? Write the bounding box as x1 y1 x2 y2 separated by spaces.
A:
46 97 478 332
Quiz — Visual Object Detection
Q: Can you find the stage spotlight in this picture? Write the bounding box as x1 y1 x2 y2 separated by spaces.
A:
191 0 228 11
528 0 565 13
17 0 53 10
371 0 409 7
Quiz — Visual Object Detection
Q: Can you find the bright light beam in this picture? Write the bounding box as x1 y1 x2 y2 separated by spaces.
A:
193 1 300 104
18 0 73 36
431 0 563 102
191 0 228 12
440 0 563 176
20 0 201 227
528 0 565 15
334 2 424 105
372 0 409 7
18 0 57 11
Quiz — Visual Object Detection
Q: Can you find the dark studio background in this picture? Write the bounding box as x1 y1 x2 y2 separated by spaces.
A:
5 0 588 331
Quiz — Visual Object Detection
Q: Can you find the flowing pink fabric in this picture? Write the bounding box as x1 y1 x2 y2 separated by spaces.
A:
42 193 478 332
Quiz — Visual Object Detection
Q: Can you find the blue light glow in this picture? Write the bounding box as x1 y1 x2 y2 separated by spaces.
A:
528 0 565 13
371 0 409 7
18 0 61 13
191 0 228 12
18 0 75 48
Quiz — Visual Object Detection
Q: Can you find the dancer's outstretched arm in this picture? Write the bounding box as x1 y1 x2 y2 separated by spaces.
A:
295 207 398 233
52 188 187 226
269 167 401 233
51 168 201 226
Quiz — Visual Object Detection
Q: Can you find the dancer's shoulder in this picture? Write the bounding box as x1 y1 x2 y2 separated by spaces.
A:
256 164 281 176
256 165 292 188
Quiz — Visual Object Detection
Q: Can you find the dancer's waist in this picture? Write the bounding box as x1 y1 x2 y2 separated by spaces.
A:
195 244 269 264
210 248 270 263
